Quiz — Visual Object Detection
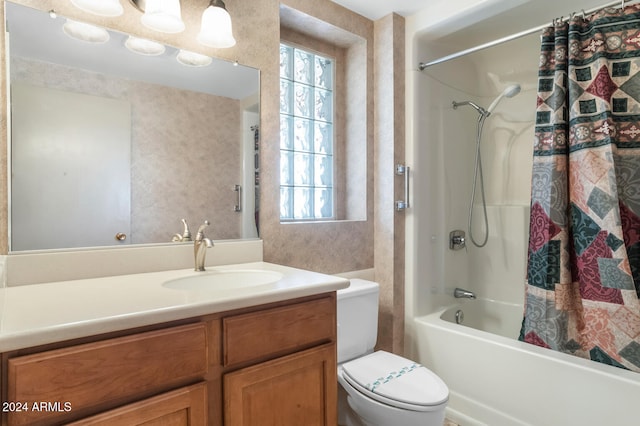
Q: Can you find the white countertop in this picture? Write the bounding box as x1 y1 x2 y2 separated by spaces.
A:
0 262 350 352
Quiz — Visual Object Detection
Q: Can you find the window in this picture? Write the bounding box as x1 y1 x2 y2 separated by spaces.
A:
279 43 334 221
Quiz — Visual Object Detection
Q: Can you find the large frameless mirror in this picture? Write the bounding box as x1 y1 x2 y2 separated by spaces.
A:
6 1 260 252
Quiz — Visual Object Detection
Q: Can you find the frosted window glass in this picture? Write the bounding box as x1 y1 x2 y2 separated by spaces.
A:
315 188 332 218
280 115 292 149
294 83 312 118
294 187 312 219
314 122 332 154
280 45 292 79
280 79 292 114
315 56 332 89
294 50 313 84
280 186 293 219
315 88 332 122
294 117 312 152
279 43 334 221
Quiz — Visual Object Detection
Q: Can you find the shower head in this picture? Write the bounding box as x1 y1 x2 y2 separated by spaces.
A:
486 84 521 114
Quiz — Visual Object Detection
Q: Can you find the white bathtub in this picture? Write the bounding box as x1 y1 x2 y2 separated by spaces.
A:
412 299 640 426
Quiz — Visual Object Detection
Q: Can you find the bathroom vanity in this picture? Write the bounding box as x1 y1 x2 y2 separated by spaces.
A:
0 262 348 425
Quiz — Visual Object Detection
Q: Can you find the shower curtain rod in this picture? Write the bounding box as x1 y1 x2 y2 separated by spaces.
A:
418 0 636 70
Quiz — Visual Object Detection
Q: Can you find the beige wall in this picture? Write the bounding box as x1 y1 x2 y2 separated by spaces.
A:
374 13 406 353
0 0 406 350
270 0 374 273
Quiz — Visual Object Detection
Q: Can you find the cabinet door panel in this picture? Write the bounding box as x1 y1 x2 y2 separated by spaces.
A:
223 296 335 366
68 383 207 425
7 323 207 425
224 344 337 426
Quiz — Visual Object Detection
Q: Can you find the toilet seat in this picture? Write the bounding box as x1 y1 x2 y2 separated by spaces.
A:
341 351 448 412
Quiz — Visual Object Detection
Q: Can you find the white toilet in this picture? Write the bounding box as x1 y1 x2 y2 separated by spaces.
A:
337 279 449 426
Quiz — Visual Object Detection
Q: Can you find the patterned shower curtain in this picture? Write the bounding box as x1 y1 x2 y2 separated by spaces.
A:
519 5 640 372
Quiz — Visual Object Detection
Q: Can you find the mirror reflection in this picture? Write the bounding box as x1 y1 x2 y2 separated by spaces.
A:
6 2 260 252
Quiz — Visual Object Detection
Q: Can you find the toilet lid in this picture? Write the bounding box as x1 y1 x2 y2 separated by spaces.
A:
341 351 448 410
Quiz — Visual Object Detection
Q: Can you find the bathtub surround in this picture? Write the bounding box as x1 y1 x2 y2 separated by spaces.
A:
406 1 640 424
520 5 640 372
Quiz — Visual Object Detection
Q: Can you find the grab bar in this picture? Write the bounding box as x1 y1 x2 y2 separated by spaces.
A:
234 184 242 212
395 164 410 211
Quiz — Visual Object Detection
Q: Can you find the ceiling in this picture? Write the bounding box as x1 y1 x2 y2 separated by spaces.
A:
332 0 623 43
331 0 428 20
332 0 622 20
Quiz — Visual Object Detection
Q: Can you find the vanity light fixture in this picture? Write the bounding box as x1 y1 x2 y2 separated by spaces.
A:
197 0 236 48
70 0 124 17
71 0 236 48
176 50 213 67
125 36 166 55
63 19 110 43
132 0 186 34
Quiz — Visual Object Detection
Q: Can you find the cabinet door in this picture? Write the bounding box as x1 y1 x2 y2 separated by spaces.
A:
7 323 207 426
224 344 337 426
68 383 207 425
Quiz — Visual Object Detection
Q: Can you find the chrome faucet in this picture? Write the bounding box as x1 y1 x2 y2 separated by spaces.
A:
172 218 192 242
454 288 476 299
194 220 213 271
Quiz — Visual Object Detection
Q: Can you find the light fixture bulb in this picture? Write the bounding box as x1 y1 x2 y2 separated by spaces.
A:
63 19 110 43
176 50 213 67
125 36 166 56
141 0 185 34
197 0 236 48
70 0 123 17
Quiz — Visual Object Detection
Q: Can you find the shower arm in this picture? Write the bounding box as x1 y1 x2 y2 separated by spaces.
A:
452 100 489 117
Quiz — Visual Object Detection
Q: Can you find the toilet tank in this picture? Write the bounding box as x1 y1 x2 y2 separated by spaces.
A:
336 279 379 363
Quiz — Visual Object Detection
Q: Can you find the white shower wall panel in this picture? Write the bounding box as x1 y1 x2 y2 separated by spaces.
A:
410 32 539 311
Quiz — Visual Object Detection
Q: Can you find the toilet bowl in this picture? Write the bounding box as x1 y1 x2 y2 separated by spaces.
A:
337 279 448 426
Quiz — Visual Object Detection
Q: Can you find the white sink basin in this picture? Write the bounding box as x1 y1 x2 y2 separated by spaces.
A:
163 269 284 291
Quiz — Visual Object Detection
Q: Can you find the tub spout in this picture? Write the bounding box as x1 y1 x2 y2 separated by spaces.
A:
454 288 476 299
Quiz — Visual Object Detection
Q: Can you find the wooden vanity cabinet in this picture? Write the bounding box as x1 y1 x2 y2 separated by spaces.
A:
0 293 337 426
222 297 337 426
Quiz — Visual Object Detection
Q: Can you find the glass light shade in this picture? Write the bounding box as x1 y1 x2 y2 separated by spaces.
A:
197 5 236 48
141 0 185 34
176 50 212 67
125 36 166 56
63 19 110 43
70 0 123 17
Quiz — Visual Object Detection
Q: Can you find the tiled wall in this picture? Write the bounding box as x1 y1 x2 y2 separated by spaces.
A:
374 14 406 353
268 0 374 274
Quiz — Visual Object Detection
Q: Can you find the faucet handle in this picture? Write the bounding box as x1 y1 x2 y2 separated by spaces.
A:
196 220 210 239
180 218 192 241
171 218 192 242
